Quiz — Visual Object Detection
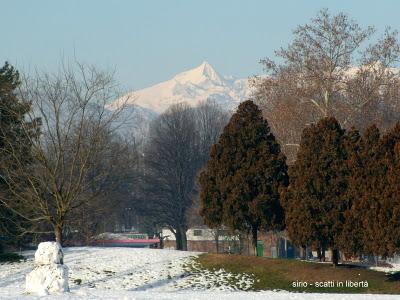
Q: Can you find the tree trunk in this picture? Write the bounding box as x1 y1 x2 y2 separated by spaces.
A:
251 226 258 256
215 231 219 253
181 229 188 251
159 233 164 249
175 229 182 250
317 247 322 261
300 247 306 260
238 232 245 255
55 224 63 246
332 248 339 267
284 238 288 259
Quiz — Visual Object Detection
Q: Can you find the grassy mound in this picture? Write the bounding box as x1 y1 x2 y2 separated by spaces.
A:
196 254 400 294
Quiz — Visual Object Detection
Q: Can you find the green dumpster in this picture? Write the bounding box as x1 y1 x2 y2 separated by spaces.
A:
256 240 264 257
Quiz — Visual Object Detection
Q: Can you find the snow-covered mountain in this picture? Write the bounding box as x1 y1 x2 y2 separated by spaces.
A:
110 61 252 114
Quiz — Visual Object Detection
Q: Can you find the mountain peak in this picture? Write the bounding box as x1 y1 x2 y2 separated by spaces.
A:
198 61 213 71
112 62 251 114
174 61 223 85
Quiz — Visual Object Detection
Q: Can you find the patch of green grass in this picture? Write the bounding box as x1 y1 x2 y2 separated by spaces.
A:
0 252 24 263
196 254 400 294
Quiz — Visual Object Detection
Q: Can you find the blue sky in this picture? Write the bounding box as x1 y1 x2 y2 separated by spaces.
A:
1 0 399 91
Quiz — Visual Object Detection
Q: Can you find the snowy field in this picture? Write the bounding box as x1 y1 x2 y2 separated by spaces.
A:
0 247 399 299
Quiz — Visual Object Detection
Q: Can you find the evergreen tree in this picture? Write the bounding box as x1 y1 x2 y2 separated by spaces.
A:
339 125 380 257
283 117 349 266
342 123 400 258
0 62 34 252
364 123 400 257
200 100 288 254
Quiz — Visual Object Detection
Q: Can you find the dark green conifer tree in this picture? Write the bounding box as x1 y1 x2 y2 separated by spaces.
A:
199 100 288 254
0 62 35 252
283 117 349 266
366 124 400 257
339 125 380 258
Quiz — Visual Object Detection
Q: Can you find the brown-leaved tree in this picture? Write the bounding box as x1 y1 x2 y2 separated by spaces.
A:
200 100 288 255
253 9 400 162
283 117 350 266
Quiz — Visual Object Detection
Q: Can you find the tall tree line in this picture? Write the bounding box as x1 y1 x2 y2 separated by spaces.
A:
283 117 400 265
199 100 400 263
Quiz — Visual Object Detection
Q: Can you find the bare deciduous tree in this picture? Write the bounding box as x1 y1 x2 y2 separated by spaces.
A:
66 132 140 245
139 101 229 250
140 103 199 250
0 62 130 245
252 9 400 162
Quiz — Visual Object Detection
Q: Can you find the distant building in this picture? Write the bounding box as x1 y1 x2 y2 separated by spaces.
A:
161 226 300 258
162 226 239 253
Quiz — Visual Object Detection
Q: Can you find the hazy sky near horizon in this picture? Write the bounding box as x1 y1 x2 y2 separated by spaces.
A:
2 0 400 91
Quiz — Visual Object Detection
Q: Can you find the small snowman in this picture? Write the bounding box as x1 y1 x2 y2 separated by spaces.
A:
25 242 69 295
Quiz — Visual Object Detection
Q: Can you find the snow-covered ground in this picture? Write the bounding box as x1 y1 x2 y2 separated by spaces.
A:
371 264 400 273
0 247 399 299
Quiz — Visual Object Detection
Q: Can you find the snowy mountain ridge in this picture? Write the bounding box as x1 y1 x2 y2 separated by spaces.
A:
110 61 252 114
